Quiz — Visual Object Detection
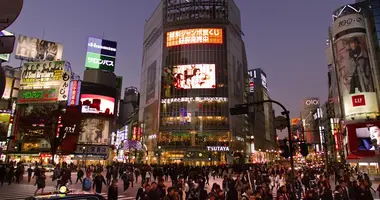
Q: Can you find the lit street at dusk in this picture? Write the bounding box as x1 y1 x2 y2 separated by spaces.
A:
2 0 380 200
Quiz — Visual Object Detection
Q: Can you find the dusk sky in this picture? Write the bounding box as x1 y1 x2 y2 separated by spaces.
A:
6 0 353 118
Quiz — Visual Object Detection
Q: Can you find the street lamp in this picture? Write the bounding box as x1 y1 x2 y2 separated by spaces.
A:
82 146 86 167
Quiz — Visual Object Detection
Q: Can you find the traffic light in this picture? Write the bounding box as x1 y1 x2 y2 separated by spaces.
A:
300 142 309 157
279 144 289 158
230 105 248 115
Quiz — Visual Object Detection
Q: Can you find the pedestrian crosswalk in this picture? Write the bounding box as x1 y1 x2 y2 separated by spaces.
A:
0 183 56 200
99 193 135 200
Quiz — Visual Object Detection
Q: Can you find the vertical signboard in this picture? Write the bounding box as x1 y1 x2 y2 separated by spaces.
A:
85 37 117 72
332 13 379 120
247 70 255 94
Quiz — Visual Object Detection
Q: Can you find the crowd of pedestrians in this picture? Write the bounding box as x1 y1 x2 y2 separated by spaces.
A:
0 160 379 200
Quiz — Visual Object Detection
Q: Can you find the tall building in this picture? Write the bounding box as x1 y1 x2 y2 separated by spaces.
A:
246 68 276 161
119 86 139 125
326 2 380 171
139 0 248 165
300 98 321 148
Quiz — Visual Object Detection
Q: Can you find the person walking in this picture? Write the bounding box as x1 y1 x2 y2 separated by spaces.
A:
34 170 46 195
108 179 118 200
27 166 33 183
93 172 107 194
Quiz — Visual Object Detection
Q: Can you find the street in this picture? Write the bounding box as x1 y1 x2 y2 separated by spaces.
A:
0 172 223 200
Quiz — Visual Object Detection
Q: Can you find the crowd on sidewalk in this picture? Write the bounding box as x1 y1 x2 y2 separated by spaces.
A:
0 160 379 200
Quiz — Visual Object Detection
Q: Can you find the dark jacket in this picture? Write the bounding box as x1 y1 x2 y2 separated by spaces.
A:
108 185 118 200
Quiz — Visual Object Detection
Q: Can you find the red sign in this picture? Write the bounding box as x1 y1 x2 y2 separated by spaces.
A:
352 95 366 107
70 81 78 106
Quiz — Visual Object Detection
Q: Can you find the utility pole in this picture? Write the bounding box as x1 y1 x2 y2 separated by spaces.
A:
230 100 296 199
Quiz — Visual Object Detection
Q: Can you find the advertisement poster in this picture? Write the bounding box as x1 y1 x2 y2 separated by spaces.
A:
146 61 156 103
334 34 379 118
15 35 63 61
81 94 115 115
170 64 216 89
20 61 71 101
79 118 110 145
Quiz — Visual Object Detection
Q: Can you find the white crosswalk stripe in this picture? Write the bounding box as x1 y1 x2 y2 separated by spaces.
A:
99 193 135 200
0 184 56 200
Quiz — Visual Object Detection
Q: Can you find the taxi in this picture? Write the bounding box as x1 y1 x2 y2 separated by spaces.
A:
25 186 105 200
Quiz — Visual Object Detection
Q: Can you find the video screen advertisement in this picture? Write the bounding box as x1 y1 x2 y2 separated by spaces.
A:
166 28 223 47
332 13 379 120
18 61 71 104
15 35 63 61
80 94 115 116
85 37 117 72
346 121 380 157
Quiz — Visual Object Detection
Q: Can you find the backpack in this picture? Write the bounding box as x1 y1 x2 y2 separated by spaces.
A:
83 178 91 191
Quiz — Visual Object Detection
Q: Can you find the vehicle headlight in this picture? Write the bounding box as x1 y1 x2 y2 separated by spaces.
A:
59 186 68 194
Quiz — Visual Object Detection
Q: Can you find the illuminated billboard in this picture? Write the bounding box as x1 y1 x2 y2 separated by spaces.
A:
15 35 63 61
20 61 71 101
166 28 223 47
332 13 379 120
248 70 255 93
67 80 81 106
0 30 14 61
81 94 115 115
170 64 216 89
18 88 58 103
85 37 117 72
79 118 110 145
347 121 380 156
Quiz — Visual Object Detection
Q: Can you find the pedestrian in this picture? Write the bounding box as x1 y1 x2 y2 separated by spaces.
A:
121 172 131 192
76 167 84 183
34 170 46 195
82 172 92 192
27 166 33 183
93 172 106 194
0 164 6 186
108 179 118 200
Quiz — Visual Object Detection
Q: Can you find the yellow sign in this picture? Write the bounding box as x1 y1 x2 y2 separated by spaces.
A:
166 28 223 47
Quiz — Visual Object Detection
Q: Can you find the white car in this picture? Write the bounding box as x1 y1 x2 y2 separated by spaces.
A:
42 164 55 172
20 162 36 170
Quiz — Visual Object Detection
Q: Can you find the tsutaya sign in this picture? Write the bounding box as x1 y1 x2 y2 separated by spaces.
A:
161 97 228 104
207 146 230 152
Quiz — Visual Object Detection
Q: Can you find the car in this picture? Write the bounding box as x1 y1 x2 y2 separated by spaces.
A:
21 162 36 170
26 186 105 200
41 164 55 172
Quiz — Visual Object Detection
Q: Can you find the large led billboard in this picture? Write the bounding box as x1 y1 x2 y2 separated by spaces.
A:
347 121 380 156
0 30 14 61
81 94 115 115
15 35 63 61
85 37 117 72
166 28 223 47
170 64 216 89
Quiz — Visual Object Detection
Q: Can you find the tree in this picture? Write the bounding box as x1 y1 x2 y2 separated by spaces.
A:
18 104 82 164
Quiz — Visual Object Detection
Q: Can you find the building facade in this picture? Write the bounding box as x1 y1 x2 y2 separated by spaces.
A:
247 68 276 162
326 2 380 173
139 0 248 165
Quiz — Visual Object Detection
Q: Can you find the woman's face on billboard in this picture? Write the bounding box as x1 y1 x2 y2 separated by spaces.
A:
369 126 380 142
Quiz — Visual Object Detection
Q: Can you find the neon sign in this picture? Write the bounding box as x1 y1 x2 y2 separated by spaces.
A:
166 28 223 47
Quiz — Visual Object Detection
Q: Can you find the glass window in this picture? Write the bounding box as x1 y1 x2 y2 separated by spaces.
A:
373 8 380 16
